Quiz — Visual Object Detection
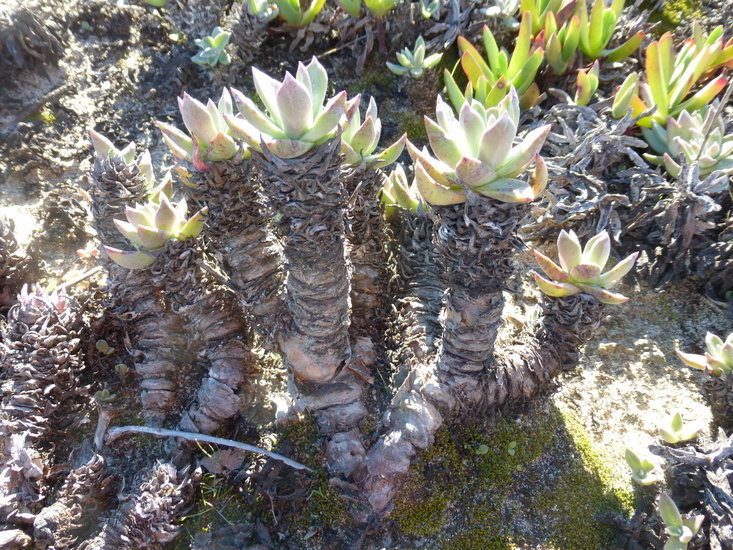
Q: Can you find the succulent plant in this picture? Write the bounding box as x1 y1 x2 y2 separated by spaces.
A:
677 331 733 376
364 0 398 17
520 0 567 34
659 411 702 444
576 0 644 61
642 105 733 178
247 0 279 19
191 27 231 68
386 36 443 79
625 448 663 486
156 89 240 171
340 94 405 168
419 0 440 18
89 129 159 191
611 32 728 127
481 0 521 30
381 163 423 213
533 230 639 304
575 60 599 105
658 492 704 550
689 21 733 74
275 0 325 26
225 57 347 159
103 194 207 269
407 89 550 205
536 10 580 75
448 13 544 110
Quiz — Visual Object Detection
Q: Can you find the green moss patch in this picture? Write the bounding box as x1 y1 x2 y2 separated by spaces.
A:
392 404 635 549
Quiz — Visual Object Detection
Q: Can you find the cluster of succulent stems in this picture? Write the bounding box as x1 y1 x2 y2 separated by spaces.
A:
83 55 640 518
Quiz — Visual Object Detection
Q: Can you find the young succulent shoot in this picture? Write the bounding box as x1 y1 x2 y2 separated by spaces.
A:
340 94 406 168
226 57 347 159
576 0 644 61
642 105 733 178
690 21 733 74
481 0 520 30
575 60 599 105
407 89 550 205
419 0 440 18
612 32 728 127
533 230 639 304
658 492 704 550
103 195 207 269
659 411 703 445
450 12 544 110
625 448 663 486
337 0 361 16
520 0 566 35
677 331 733 377
381 163 423 213
386 36 443 79
248 0 279 19
364 0 398 18
191 27 231 68
611 72 639 119
275 0 325 26
156 89 240 171
537 11 581 75
89 129 137 164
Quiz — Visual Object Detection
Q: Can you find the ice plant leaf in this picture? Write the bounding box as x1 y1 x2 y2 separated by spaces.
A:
276 74 313 138
533 249 568 282
103 247 156 270
533 272 581 297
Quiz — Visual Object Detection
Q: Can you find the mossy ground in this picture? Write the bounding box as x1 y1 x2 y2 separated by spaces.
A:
392 403 635 549
646 0 703 33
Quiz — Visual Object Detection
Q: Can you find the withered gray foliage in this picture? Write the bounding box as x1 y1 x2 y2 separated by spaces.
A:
0 2 63 72
523 103 642 241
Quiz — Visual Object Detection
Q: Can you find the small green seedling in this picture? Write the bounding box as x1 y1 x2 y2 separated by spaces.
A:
192 27 231 67
625 448 662 485
659 411 702 444
387 36 443 79
658 492 704 550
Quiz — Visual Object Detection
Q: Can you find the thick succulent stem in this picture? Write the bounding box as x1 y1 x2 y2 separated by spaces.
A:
433 197 526 403
33 454 115 549
486 294 604 411
148 239 256 435
256 141 367 478
702 374 733 433
0 292 85 522
186 157 284 339
345 168 389 336
90 156 255 434
387 210 444 385
75 462 200 550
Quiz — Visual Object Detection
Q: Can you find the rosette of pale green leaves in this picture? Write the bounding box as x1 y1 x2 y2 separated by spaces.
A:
191 27 231 68
407 89 550 205
381 164 423 213
677 331 733 376
340 94 405 168
156 89 240 171
103 193 207 269
225 57 346 159
658 492 704 550
533 230 638 304
386 36 442 79
275 0 324 26
642 106 733 178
